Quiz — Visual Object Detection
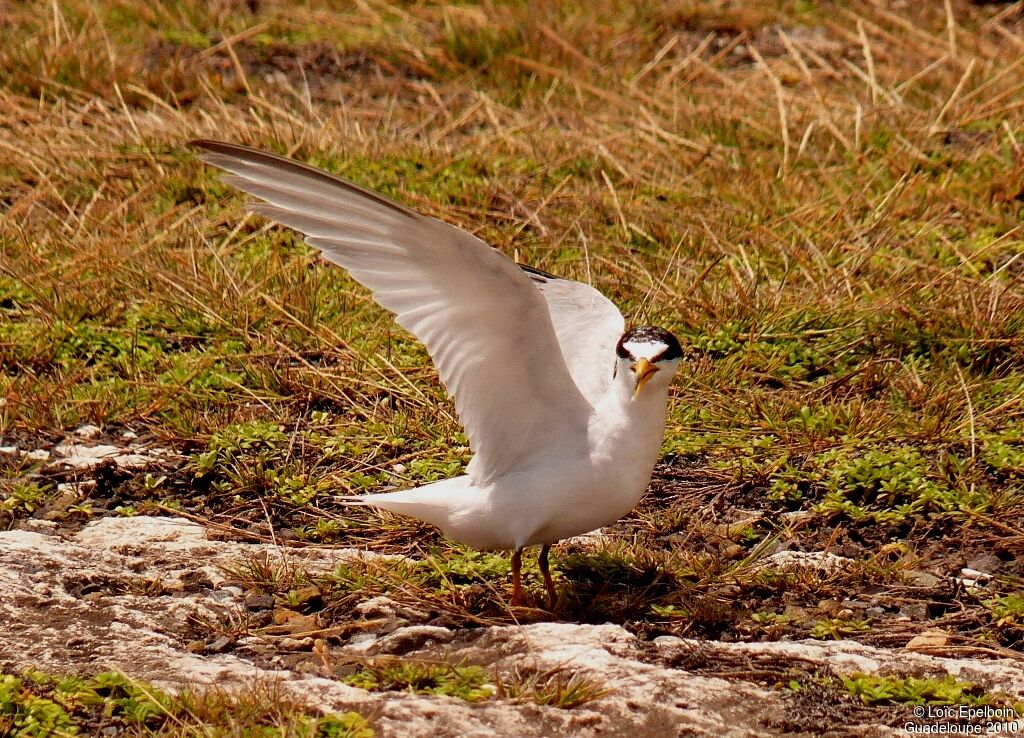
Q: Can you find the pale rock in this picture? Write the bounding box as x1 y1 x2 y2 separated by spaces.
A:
0 446 50 461
905 630 951 652
354 625 456 656
1 515 1023 738
758 550 852 574
902 570 941 587
353 595 427 622
50 442 152 469
959 567 992 584
653 635 685 648
562 528 611 549
279 637 314 651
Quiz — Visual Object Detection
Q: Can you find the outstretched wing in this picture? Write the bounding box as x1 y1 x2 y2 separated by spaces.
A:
521 266 625 405
192 141 592 484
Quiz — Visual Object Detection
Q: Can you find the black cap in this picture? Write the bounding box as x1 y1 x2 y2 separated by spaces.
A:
615 327 683 361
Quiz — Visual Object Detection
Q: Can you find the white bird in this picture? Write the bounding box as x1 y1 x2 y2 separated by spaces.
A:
192 141 683 607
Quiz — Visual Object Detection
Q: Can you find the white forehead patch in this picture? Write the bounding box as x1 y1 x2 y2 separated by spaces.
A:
621 341 668 360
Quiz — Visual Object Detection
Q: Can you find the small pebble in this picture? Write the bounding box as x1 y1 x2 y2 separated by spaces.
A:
899 604 927 620
653 635 684 648
903 570 941 588
720 543 745 560
279 637 314 651
245 594 275 610
207 636 233 653
965 553 1000 574
906 630 950 651
74 424 102 439
959 567 991 582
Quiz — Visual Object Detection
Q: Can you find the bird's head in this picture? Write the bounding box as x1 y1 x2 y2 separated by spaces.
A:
615 327 683 399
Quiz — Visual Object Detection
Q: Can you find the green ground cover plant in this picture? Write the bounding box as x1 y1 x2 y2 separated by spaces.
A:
0 671 372 737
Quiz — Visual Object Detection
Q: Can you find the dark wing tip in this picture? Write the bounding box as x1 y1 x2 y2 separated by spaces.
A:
189 139 250 157
518 263 561 283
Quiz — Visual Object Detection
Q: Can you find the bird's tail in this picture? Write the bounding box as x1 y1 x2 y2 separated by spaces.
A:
336 476 473 534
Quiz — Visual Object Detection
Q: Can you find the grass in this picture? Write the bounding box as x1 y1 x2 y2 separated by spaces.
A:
341 658 608 710
2 0 1024 731
494 666 611 709
0 671 373 737
343 659 493 702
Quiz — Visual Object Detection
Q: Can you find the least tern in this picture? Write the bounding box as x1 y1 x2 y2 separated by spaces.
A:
192 141 682 607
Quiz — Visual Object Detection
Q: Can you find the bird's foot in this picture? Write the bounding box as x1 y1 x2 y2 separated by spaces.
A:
539 543 558 611
510 547 525 607
543 585 558 611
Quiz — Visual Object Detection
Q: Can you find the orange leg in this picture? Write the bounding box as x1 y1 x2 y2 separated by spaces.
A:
538 544 556 609
511 547 525 606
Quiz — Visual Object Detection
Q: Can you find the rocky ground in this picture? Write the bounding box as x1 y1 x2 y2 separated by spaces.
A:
1 434 1022 737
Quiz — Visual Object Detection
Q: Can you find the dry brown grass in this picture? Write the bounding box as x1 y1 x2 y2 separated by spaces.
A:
2 0 1024 720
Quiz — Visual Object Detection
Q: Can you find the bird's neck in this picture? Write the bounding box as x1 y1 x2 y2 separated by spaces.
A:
590 379 670 473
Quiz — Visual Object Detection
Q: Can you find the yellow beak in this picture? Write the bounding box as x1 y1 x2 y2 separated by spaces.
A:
633 357 659 396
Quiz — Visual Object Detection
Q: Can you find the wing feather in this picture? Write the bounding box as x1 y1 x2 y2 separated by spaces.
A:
522 268 625 405
192 140 593 483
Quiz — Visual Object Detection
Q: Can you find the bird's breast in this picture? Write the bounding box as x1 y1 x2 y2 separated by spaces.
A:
448 394 671 549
